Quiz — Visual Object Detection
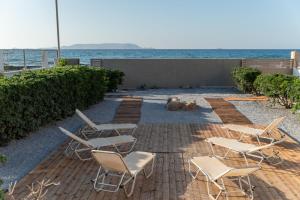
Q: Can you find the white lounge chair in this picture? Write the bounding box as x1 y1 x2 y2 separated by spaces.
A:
206 137 286 165
91 150 156 197
189 156 259 200
222 116 286 145
59 127 137 161
76 109 137 139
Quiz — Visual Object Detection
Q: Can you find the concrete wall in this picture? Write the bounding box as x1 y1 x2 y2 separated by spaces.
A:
242 59 293 74
91 59 240 89
91 58 293 89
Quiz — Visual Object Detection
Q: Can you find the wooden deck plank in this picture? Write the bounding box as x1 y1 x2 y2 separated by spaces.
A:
7 123 300 200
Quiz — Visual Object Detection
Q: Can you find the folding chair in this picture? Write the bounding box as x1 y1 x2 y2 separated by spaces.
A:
222 117 286 145
189 156 259 200
76 109 137 139
91 150 156 197
206 137 286 165
59 127 137 161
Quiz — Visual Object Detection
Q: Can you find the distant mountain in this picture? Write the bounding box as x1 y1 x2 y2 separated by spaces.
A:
61 43 143 49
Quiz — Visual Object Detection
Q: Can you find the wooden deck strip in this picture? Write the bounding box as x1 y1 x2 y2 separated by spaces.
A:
8 123 300 200
112 96 143 124
224 96 268 102
205 98 252 124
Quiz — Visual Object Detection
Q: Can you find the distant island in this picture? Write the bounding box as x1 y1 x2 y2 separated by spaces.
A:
61 43 143 49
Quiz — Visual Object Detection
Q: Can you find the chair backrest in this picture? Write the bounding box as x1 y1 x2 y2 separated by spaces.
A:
249 135 286 153
75 109 97 129
91 150 131 174
225 166 260 177
59 127 91 147
263 116 286 134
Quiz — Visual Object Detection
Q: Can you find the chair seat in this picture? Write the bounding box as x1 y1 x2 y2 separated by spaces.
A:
124 151 155 175
95 123 137 131
191 156 233 181
88 135 136 148
222 124 265 136
207 137 257 152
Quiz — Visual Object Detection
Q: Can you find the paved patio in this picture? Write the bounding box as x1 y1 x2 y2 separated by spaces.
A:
7 95 300 200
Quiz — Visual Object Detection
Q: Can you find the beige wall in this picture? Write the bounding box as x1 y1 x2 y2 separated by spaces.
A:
91 59 240 89
91 58 292 89
242 59 293 74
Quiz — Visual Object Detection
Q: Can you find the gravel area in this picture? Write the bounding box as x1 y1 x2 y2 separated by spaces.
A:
0 99 120 189
232 101 300 142
133 88 240 124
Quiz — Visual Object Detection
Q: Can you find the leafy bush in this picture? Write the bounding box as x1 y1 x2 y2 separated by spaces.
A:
104 69 125 92
0 66 107 145
57 58 68 66
254 74 297 108
232 67 261 94
289 78 300 112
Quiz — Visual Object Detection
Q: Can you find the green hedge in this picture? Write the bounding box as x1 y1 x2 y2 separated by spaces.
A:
254 74 297 109
232 67 261 94
0 66 107 145
288 78 300 112
104 69 125 92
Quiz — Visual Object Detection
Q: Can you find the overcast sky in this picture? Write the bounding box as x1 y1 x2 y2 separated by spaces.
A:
0 0 299 49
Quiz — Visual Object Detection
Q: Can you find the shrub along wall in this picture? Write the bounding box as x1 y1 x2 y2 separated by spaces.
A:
232 67 300 111
254 74 297 109
0 66 109 145
232 67 261 94
104 69 125 92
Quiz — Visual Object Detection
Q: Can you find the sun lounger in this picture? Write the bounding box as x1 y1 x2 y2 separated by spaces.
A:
59 127 137 160
91 150 156 197
222 117 286 144
76 109 137 138
189 156 259 200
206 137 286 165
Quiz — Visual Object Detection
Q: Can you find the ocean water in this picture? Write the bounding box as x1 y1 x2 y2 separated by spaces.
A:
1 49 298 66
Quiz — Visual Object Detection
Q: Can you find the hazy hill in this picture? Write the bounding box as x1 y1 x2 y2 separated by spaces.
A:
61 43 142 49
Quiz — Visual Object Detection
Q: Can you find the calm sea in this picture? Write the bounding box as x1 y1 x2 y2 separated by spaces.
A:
1 49 298 66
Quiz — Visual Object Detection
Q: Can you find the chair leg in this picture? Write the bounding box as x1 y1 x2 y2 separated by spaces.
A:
206 177 225 200
264 149 283 165
64 140 78 157
143 157 155 179
93 167 104 191
237 176 255 200
74 145 93 161
122 176 137 197
220 179 228 200
242 153 249 166
114 138 137 154
114 129 121 136
208 142 216 157
246 151 264 165
131 127 137 136
94 168 126 193
188 161 201 180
